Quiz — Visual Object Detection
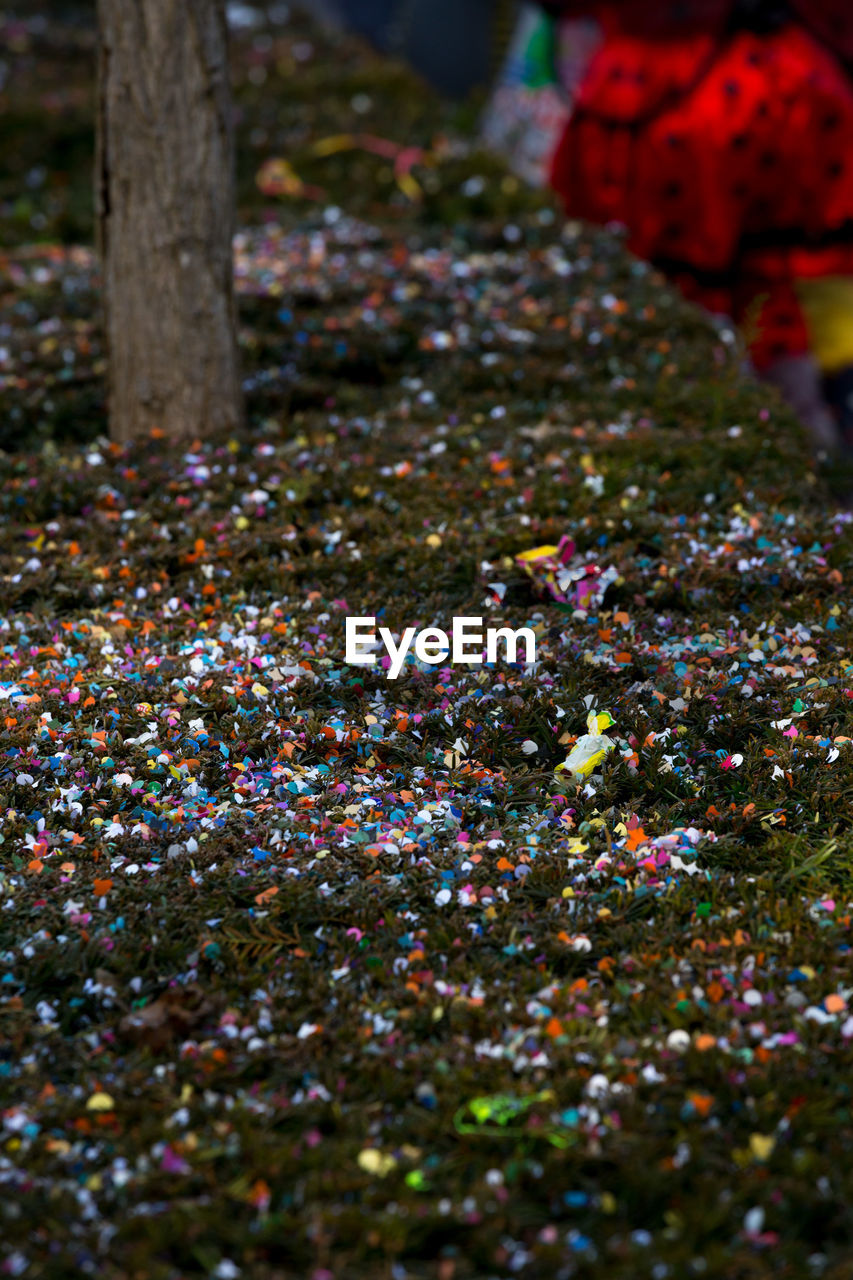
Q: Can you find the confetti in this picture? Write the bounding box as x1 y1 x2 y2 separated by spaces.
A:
2 5 853 1278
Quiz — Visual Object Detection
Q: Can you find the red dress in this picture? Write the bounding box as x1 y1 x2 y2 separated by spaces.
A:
548 2 853 369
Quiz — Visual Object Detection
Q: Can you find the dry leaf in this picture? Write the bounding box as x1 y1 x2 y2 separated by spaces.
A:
118 983 217 1052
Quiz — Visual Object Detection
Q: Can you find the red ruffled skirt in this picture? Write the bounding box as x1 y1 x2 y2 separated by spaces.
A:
549 20 853 369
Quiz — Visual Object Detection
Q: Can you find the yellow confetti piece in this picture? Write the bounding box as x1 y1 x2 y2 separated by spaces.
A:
312 133 357 157
256 157 304 198
357 1149 397 1177
749 1133 775 1162
396 171 422 201
515 544 559 565
86 1092 115 1111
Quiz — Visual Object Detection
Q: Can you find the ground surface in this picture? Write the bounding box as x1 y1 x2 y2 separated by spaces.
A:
3 6 853 1280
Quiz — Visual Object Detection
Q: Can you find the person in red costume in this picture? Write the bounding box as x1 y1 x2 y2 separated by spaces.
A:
544 0 853 451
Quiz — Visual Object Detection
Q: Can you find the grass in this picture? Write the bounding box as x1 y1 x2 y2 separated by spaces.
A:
2 4 853 1279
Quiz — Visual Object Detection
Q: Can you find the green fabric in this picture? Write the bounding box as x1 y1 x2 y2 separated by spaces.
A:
523 13 558 88
499 6 559 90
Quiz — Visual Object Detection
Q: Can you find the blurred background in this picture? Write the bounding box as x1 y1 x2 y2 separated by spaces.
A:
2 0 853 451
0 0 534 250
0 1 552 449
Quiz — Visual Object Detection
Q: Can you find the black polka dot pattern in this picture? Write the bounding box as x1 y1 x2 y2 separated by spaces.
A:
549 13 853 369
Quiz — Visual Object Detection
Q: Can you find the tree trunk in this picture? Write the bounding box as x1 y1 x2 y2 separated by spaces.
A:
96 0 243 443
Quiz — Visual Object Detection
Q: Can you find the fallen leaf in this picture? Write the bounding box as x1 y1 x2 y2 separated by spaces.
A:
118 983 218 1053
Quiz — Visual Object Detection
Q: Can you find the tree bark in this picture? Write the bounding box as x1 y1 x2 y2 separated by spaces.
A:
96 0 243 443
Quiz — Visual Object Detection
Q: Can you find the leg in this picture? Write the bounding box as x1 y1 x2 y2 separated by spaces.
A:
761 353 842 456
823 365 853 447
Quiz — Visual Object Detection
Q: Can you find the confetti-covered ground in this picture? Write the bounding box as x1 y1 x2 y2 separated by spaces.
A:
4 7 853 1280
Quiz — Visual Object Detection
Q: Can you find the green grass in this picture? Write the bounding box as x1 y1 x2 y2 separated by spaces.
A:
2 5 853 1280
